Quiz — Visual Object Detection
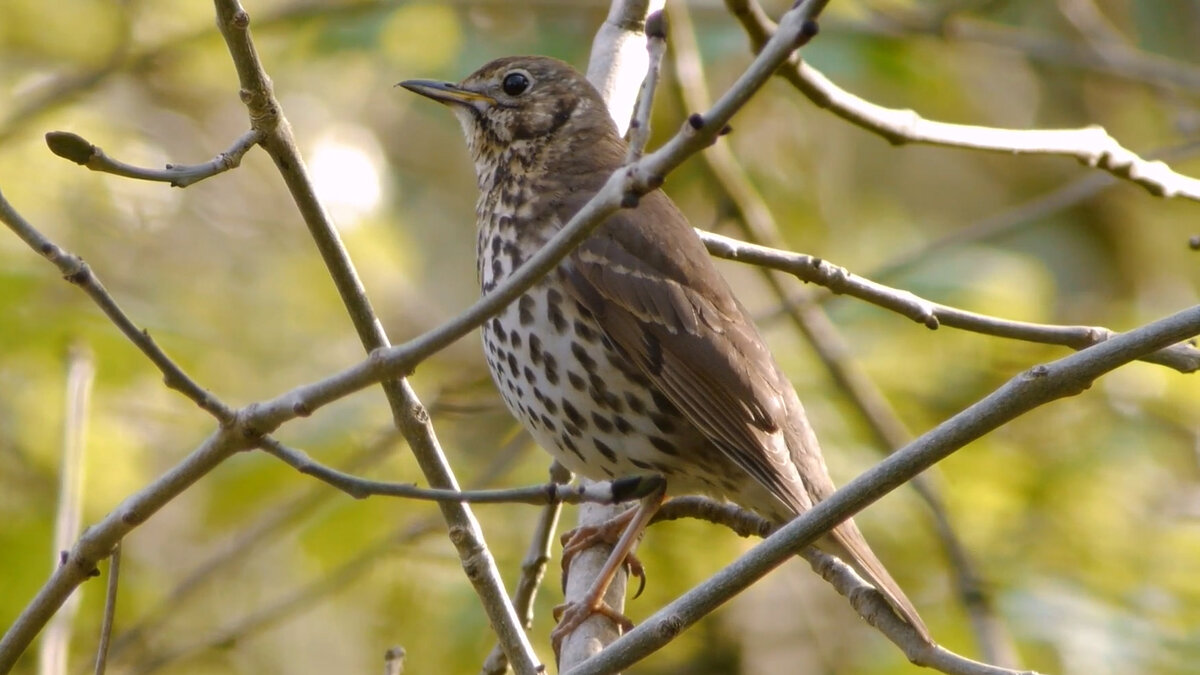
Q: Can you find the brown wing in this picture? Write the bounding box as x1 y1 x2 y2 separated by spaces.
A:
559 191 933 643
560 189 814 516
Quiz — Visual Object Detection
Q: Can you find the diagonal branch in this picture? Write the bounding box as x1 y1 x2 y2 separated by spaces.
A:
211 1 539 670
565 302 1200 674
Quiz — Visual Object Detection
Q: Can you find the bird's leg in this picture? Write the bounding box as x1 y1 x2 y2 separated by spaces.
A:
551 483 666 657
559 507 646 595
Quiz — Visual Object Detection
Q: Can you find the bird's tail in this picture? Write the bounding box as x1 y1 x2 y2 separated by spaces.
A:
820 521 933 645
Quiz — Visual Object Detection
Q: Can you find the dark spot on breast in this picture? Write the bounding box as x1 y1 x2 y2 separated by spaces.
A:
560 434 584 460
591 413 614 433
507 352 518 373
540 413 557 432
491 257 503 279
624 393 646 415
629 458 653 470
571 343 597 372
564 422 582 438
649 436 678 456
542 397 558 415
588 375 623 412
523 366 536 384
518 295 535 326
510 332 522 349
593 438 617 463
613 415 633 434
567 371 586 391
573 319 597 343
491 318 507 343
562 400 587 429
548 302 567 333
543 353 559 384
529 334 543 365
490 236 502 257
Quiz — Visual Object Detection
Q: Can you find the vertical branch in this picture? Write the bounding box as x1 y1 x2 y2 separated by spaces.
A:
38 345 94 675
92 544 121 675
211 1 539 671
554 1 666 669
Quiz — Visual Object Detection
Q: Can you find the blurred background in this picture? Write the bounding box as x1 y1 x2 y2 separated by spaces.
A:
2 1 1199 673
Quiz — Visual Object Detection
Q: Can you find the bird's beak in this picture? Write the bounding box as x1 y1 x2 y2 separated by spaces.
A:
397 79 495 110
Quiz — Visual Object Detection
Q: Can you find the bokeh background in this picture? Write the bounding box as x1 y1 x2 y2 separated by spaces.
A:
2 1 1200 673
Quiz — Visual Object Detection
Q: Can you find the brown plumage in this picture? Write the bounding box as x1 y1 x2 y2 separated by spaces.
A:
401 55 931 643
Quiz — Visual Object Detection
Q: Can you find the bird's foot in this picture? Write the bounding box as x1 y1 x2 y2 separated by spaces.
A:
560 511 647 597
551 598 635 658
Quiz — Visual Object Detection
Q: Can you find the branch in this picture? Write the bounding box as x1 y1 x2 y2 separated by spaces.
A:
725 0 1200 201
563 302 1200 674
259 437 662 506
91 545 120 675
480 463 572 675
654 498 1028 674
211 1 540 669
44 130 263 187
700 230 1200 373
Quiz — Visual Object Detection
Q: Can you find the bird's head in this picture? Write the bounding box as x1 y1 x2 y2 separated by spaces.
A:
400 56 622 178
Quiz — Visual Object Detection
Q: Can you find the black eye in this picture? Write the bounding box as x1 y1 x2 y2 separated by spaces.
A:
502 72 530 96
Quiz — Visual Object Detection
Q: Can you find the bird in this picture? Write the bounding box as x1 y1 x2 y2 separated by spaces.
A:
400 55 931 648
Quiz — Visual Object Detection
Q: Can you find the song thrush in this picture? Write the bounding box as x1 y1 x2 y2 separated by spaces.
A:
401 56 931 646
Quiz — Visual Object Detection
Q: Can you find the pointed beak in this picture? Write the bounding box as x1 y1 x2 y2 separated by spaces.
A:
397 79 495 109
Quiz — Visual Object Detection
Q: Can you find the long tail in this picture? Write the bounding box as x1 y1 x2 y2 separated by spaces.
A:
821 520 933 644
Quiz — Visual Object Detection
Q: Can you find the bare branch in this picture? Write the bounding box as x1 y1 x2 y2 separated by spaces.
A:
623 10 668 162
45 130 263 187
258 436 662 506
726 0 1200 201
211 0 540 668
92 545 120 675
701 230 1200 373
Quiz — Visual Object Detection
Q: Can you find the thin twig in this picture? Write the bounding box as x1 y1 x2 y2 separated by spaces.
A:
566 303 1200 674
92 545 120 675
0 194 233 422
257 436 662 506
700 230 1200 373
623 9 668 162
725 0 1200 201
45 130 263 187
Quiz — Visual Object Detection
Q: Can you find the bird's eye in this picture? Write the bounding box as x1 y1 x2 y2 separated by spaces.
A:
502 72 530 96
